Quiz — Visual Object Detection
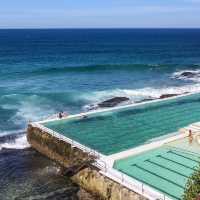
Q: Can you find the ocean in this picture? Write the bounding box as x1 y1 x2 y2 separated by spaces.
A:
1 28 200 199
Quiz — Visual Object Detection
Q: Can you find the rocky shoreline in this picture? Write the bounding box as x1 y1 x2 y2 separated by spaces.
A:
86 93 183 111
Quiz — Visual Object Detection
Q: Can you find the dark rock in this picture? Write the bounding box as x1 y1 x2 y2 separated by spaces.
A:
98 97 129 108
87 92 187 111
180 71 196 78
135 98 155 103
159 94 178 99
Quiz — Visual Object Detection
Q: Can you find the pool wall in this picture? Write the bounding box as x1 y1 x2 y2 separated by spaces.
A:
27 123 147 200
27 123 96 168
37 91 200 125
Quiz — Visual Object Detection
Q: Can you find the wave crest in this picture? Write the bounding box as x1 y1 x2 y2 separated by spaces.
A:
83 84 200 110
0 134 29 151
25 63 164 76
171 69 200 82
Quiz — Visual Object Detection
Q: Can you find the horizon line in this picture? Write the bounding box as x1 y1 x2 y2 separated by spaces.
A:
0 27 200 30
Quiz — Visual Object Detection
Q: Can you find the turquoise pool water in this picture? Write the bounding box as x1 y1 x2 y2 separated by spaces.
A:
43 93 200 155
114 137 200 200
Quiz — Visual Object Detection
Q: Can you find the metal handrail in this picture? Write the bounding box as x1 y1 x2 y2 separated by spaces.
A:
102 167 169 200
32 123 102 159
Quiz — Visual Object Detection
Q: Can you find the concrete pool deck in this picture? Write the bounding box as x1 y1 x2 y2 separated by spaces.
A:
27 92 200 200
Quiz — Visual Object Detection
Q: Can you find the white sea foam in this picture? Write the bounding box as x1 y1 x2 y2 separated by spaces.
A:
0 134 30 151
171 69 200 82
0 94 60 152
1 94 56 127
0 129 25 137
83 83 200 110
0 94 57 152
37 165 61 176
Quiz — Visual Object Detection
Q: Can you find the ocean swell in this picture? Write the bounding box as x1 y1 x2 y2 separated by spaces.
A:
11 63 166 77
6 64 200 78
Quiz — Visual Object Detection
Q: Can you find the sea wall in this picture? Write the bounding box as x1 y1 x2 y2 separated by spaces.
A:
27 124 92 168
27 124 146 200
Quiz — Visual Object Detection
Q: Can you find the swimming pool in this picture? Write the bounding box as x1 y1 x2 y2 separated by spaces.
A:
43 93 200 155
114 137 200 200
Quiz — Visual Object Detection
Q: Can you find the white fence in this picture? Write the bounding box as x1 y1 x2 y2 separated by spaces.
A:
32 122 103 159
100 166 171 200
94 158 171 200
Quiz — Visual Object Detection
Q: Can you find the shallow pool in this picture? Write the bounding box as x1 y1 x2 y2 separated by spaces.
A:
43 93 200 155
114 137 200 200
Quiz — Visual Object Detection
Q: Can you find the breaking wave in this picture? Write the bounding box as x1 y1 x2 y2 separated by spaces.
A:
82 83 200 110
171 69 200 82
0 93 67 133
0 133 29 151
0 129 25 137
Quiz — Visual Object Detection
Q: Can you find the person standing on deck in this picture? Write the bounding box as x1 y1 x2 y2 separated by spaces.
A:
189 129 193 144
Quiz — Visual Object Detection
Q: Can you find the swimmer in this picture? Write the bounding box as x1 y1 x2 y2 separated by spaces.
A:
58 111 63 119
188 129 193 144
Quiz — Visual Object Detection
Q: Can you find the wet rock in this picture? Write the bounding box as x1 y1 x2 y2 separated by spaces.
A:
135 98 155 103
77 188 100 200
86 92 188 111
98 97 129 108
180 71 196 78
159 94 178 99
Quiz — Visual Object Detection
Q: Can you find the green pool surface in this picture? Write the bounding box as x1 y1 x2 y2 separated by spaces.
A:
43 93 200 155
114 137 200 200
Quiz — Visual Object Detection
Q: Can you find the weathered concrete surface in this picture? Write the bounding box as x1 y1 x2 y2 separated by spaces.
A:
72 167 146 200
27 124 146 200
27 124 93 168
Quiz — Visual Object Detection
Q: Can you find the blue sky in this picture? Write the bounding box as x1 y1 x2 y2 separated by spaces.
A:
0 0 200 28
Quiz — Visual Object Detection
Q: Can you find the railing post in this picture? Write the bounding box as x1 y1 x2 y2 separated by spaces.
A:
142 183 144 194
71 140 73 147
105 162 107 172
121 173 124 182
